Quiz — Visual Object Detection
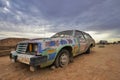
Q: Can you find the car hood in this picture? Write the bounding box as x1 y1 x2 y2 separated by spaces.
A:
19 37 75 48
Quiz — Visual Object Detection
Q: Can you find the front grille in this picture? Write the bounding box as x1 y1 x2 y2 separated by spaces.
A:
16 43 28 53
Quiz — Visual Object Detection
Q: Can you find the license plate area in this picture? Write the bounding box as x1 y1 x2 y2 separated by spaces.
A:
17 54 32 64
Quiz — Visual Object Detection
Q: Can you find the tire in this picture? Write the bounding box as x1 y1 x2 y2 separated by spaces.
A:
54 49 70 68
86 46 91 54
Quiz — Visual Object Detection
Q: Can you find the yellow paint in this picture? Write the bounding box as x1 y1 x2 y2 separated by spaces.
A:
74 45 78 49
47 49 55 54
29 44 32 52
73 45 79 54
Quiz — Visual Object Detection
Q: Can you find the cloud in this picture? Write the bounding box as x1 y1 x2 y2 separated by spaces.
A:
0 0 120 41
0 31 54 39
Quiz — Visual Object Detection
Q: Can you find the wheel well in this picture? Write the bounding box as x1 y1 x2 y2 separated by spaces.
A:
60 46 73 57
56 46 73 59
90 44 93 47
62 46 72 52
53 46 73 66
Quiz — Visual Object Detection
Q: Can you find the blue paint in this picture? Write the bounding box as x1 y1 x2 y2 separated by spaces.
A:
38 43 42 53
60 40 67 45
73 39 77 44
49 41 56 46
48 53 56 60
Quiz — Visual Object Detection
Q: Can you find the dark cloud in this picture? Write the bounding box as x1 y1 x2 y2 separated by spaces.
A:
0 0 120 40
36 0 103 19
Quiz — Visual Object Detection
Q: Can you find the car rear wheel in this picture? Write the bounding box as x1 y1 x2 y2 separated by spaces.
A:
86 46 91 54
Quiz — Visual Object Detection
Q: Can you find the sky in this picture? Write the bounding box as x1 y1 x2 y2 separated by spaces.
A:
0 0 120 42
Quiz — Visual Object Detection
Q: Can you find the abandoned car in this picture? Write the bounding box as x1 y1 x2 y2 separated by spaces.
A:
10 30 95 71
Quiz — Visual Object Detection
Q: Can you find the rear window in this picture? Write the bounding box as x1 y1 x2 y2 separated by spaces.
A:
84 33 92 39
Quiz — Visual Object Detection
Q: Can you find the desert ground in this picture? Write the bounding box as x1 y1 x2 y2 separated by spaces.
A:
0 45 120 80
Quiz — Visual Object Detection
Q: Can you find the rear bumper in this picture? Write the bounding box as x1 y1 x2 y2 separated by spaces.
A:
10 53 47 66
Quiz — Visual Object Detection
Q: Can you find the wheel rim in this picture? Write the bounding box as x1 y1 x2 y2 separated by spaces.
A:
60 52 69 67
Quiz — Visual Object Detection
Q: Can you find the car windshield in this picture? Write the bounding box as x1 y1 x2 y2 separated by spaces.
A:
51 30 73 38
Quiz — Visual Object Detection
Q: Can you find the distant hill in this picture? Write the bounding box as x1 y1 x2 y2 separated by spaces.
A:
0 38 29 46
0 38 29 56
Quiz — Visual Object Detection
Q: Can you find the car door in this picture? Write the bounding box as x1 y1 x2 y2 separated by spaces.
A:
83 33 94 47
75 31 87 54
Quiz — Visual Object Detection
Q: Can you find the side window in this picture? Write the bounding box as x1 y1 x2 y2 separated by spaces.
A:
75 31 85 40
84 33 92 39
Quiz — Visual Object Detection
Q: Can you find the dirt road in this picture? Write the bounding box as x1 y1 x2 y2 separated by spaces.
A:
0 45 120 80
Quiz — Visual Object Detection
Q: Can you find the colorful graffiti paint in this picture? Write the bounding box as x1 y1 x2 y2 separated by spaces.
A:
74 45 79 53
60 40 67 45
45 39 74 48
45 40 59 47
67 39 73 44
48 53 56 60
47 49 56 54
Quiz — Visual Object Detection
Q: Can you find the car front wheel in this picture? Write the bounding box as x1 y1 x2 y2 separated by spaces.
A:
55 49 70 68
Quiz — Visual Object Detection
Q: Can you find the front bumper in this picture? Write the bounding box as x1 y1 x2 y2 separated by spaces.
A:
10 53 47 66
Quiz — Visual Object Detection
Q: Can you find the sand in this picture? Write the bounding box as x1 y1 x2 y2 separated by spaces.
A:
0 45 120 80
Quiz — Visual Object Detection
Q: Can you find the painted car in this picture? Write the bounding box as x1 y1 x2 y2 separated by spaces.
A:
10 30 95 71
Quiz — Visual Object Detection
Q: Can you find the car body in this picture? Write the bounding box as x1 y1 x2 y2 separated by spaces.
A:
99 40 108 45
10 30 95 71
